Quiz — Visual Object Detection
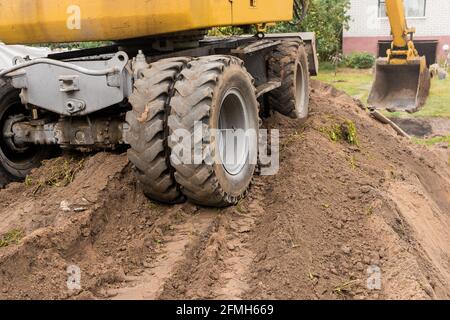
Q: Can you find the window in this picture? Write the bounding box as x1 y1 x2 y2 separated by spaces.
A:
378 0 426 18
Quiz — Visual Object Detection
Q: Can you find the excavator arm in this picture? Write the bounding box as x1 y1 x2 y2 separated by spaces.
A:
385 0 419 64
368 0 431 113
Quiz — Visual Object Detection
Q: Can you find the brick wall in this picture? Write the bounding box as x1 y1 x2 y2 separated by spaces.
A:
343 0 450 58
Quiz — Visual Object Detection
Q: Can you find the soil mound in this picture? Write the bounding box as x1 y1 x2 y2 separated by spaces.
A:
1 80 449 300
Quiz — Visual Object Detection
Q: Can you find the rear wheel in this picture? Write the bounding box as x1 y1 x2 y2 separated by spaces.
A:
268 40 310 120
168 56 259 207
0 80 53 187
126 58 190 204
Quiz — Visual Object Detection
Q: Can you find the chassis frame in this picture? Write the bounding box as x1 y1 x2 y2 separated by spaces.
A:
0 33 317 151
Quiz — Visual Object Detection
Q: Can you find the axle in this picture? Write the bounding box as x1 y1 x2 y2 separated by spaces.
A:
4 116 127 151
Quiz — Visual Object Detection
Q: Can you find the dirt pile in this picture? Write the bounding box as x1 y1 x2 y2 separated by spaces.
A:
0 80 449 300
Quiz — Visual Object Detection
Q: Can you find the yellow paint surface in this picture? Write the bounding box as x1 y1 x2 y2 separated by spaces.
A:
0 0 293 44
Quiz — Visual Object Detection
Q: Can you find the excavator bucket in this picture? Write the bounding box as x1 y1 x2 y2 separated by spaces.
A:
368 57 431 113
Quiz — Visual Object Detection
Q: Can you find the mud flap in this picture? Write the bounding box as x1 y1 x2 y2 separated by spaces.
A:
368 58 431 113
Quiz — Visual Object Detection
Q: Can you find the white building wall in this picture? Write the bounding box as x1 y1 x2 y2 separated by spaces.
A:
344 0 450 37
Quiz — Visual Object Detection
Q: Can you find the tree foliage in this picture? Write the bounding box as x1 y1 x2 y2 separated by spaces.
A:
271 0 351 61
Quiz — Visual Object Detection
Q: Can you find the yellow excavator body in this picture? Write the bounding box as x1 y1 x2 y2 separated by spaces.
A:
0 0 294 44
368 0 431 113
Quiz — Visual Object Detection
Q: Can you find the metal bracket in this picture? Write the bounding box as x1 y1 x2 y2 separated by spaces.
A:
6 52 132 116
59 75 80 92
231 40 281 55
256 81 281 98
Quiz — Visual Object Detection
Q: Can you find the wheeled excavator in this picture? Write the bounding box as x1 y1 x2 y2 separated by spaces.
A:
368 0 431 113
0 0 317 207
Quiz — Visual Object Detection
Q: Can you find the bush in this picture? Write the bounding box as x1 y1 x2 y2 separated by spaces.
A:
343 53 376 69
270 0 351 61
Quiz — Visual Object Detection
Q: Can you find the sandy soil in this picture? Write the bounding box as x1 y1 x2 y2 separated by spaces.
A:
0 80 449 300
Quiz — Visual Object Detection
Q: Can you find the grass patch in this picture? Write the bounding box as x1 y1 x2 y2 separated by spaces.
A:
326 124 342 142
0 229 24 248
315 68 373 103
280 131 305 151
320 119 359 146
26 158 85 195
412 135 450 147
315 69 450 119
318 61 338 71
349 155 358 170
332 279 359 296
147 201 160 211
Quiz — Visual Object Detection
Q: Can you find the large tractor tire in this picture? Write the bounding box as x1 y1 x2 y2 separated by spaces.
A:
126 58 190 204
168 56 259 207
267 40 310 120
0 79 53 187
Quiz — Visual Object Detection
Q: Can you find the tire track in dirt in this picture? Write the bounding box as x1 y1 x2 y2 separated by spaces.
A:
214 201 262 300
213 190 265 300
111 211 216 300
158 182 267 300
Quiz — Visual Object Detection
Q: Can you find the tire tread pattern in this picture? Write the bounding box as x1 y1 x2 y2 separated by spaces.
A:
267 40 310 119
126 57 190 203
168 55 254 207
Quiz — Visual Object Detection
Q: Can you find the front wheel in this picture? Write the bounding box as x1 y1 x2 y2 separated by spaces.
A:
168 56 259 207
0 80 53 187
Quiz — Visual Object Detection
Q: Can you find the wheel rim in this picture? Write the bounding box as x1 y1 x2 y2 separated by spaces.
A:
295 62 307 117
0 90 42 170
218 88 249 176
